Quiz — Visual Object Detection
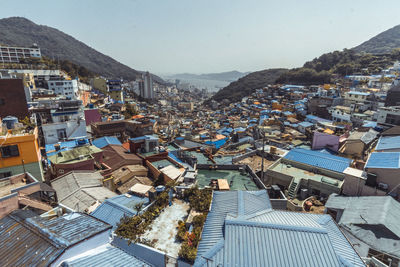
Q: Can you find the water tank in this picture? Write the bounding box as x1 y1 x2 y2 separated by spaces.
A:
156 185 165 193
77 139 87 146
2 116 18 129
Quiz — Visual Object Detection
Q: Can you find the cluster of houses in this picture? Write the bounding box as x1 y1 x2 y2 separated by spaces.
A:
1 45 400 266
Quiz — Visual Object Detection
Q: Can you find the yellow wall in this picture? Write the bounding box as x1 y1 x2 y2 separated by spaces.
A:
92 77 108 94
15 73 36 90
109 90 124 102
0 127 41 169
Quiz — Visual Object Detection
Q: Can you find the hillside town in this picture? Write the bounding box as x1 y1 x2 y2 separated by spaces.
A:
2 39 400 267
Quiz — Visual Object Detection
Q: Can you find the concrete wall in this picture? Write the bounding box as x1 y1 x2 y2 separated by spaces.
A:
42 121 87 145
0 193 18 219
343 173 388 197
0 161 44 181
232 150 257 163
367 168 400 197
270 199 288 210
53 159 95 177
112 236 166 267
264 169 293 188
245 164 267 189
312 132 339 152
302 178 341 198
11 182 40 195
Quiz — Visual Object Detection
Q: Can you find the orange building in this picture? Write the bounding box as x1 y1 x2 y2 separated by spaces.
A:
0 127 44 181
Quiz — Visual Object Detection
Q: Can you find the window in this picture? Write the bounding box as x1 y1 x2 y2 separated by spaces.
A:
0 145 19 158
0 98 4 105
0 172 12 179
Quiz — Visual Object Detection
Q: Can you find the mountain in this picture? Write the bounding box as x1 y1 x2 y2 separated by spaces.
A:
208 68 287 103
353 24 400 54
0 17 165 83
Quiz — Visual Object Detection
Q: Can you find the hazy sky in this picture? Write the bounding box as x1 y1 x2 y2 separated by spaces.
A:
1 0 400 74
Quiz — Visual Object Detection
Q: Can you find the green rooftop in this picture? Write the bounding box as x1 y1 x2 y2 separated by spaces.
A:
48 145 102 164
196 169 259 190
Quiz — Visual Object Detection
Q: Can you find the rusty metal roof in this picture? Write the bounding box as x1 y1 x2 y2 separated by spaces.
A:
0 210 111 267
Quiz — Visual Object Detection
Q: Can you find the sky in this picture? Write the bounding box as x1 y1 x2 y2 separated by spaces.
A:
1 0 400 74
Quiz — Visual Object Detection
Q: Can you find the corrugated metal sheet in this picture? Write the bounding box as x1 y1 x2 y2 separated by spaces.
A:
194 194 365 267
195 191 271 264
365 152 400 169
62 244 152 267
26 212 111 247
0 211 111 267
92 136 122 149
375 136 400 151
0 212 63 267
284 148 351 173
91 195 149 228
224 220 340 267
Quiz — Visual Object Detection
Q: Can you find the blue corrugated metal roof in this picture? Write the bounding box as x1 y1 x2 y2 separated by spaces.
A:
91 195 149 228
194 208 365 267
284 148 351 173
298 121 314 128
92 136 122 148
205 138 228 149
365 152 400 169
375 136 400 151
195 191 271 265
62 244 153 266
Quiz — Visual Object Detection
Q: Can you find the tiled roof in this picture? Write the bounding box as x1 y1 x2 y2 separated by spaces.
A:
284 148 351 173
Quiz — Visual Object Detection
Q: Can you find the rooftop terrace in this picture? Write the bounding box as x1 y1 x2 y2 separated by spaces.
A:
271 162 343 188
196 169 259 190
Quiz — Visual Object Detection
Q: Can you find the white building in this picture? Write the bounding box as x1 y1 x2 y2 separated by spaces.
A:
33 100 87 144
139 72 154 99
344 91 370 103
329 105 352 123
48 79 78 100
0 44 41 63
377 106 400 125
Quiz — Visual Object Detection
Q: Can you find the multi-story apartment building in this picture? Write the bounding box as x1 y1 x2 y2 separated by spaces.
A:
139 72 154 99
0 44 41 63
107 79 124 103
32 99 87 144
0 126 44 181
47 79 78 100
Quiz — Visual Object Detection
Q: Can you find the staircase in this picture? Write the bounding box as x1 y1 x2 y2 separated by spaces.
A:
288 178 300 199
